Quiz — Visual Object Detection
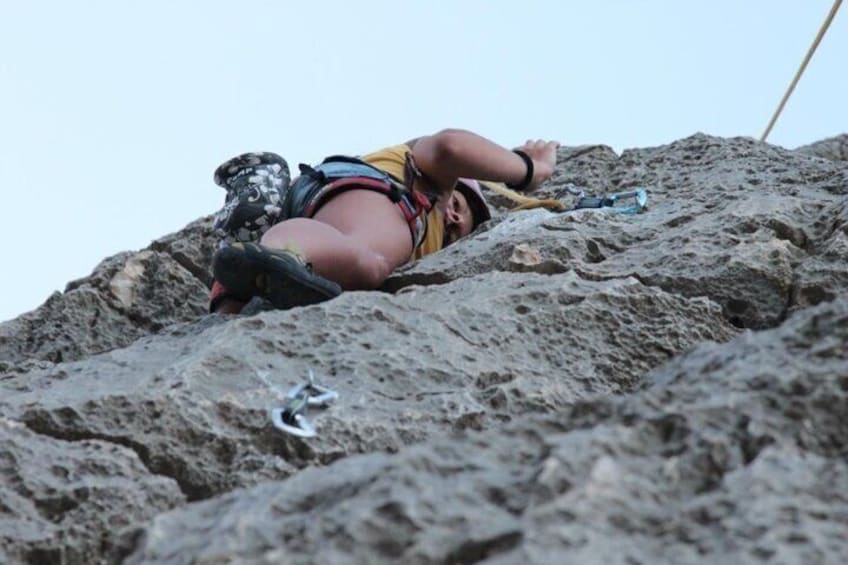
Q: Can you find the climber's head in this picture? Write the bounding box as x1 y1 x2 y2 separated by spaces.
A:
443 179 491 247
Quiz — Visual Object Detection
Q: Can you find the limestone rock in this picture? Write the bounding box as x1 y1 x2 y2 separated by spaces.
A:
795 133 848 161
0 273 735 504
0 417 183 564
388 134 847 329
792 197 848 311
2 134 848 563
121 298 848 564
0 217 214 366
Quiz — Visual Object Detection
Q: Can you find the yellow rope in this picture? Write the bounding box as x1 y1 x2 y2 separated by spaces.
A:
479 181 568 212
477 145 612 212
761 0 843 142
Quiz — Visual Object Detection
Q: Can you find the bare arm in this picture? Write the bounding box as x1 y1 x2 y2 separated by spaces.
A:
408 129 559 196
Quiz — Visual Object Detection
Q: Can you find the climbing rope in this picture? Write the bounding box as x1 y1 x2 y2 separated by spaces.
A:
761 0 843 142
481 145 611 212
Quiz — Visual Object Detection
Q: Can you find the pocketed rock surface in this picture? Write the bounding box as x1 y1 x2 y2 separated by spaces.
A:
122 298 848 565
0 133 846 564
0 217 216 366
795 133 848 162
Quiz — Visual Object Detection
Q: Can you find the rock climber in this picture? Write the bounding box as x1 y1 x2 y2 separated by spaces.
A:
210 129 560 313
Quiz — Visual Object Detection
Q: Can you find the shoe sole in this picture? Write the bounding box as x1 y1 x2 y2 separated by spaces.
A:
213 244 341 310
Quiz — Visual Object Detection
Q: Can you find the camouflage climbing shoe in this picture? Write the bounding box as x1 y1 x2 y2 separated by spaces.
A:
213 152 291 242
212 242 342 310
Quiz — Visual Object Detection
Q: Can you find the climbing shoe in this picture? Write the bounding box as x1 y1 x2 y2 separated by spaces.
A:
213 152 291 242
212 242 341 310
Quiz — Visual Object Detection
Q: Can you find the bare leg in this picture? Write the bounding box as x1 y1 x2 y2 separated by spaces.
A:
259 189 413 290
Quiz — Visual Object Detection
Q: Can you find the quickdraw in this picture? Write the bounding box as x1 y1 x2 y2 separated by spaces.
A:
258 370 339 438
565 184 648 215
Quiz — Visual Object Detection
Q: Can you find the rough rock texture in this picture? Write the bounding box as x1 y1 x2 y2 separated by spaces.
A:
388 134 848 330
0 217 216 366
1 274 734 504
122 298 848 564
0 418 183 564
1 133 846 564
796 133 848 162
791 196 848 313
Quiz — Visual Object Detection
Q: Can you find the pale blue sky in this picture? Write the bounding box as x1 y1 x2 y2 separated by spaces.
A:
1 1 845 322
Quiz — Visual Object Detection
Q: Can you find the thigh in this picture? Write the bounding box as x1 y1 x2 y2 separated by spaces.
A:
312 189 414 270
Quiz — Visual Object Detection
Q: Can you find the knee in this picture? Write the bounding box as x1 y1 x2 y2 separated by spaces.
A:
259 218 307 249
354 250 393 290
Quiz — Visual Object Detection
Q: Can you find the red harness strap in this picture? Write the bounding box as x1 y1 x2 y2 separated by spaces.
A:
303 176 431 230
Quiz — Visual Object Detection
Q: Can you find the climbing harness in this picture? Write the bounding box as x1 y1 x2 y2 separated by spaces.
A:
286 154 435 249
258 370 339 438
564 184 649 215
761 0 843 142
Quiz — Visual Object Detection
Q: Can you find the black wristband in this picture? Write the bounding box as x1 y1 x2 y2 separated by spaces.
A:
506 150 534 190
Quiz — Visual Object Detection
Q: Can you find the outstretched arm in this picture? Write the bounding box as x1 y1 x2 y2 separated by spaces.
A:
408 129 559 196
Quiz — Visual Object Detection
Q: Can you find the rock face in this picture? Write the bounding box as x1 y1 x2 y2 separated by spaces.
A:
122 298 848 565
0 418 183 564
388 134 847 330
796 133 848 162
0 133 846 564
0 217 217 366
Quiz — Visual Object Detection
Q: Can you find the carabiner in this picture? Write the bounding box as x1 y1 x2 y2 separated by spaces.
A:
270 370 338 438
271 407 317 438
572 187 648 214
607 188 648 214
